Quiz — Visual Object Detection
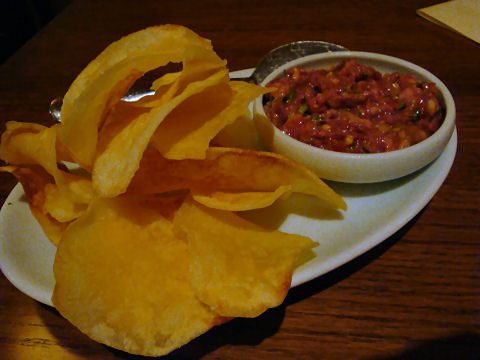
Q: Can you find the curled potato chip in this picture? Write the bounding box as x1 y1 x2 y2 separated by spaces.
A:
173 197 317 317
0 165 69 245
0 121 94 235
92 68 229 198
148 82 233 159
0 121 59 178
128 147 347 210
0 121 94 205
43 183 88 222
211 111 262 150
150 71 181 92
209 80 273 150
53 195 226 356
149 80 270 160
59 24 213 167
0 24 347 356
191 185 292 211
91 43 231 198
136 45 227 109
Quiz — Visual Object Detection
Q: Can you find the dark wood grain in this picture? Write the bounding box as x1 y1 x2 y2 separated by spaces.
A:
1 0 479 359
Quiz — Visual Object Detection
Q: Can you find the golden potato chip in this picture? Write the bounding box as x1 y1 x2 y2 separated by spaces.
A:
147 82 232 159
173 197 317 317
95 101 151 155
0 121 95 206
92 68 228 198
136 45 228 109
160 45 226 97
53 195 226 356
0 24 348 357
128 147 347 210
0 165 69 245
211 111 262 150
150 71 181 92
0 121 59 178
43 183 88 222
191 185 292 211
0 119 91 240
0 120 78 172
59 24 213 167
210 80 273 150
149 81 270 160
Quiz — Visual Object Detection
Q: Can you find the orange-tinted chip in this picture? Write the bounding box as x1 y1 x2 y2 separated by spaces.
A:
0 165 70 245
92 69 228 198
173 197 317 317
52 195 226 356
0 24 347 357
191 185 292 211
128 147 347 210
149 81 270 160
0 121 59 178
0 121 95 205
59 24 213 167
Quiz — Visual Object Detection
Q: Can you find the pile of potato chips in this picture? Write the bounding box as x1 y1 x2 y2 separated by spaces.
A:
0 25 346 356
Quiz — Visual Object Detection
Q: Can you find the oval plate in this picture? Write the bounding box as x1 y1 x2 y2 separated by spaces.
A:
0 69 457 306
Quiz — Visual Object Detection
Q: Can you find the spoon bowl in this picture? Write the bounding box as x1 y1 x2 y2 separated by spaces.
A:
233 40 348 84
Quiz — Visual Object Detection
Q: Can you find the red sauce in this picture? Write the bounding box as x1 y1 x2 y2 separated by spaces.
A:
263 59 444 153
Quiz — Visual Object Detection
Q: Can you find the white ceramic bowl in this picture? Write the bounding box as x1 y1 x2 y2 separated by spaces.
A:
253 51 456 183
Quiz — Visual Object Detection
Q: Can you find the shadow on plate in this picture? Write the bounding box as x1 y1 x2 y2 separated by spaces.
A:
328 161 432 199
239 192 344 230
284 207 424 306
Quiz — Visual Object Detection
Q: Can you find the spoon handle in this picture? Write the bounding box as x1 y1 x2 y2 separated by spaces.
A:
49 89 156 123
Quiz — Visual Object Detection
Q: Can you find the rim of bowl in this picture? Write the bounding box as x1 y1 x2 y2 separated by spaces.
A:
254 51 456 163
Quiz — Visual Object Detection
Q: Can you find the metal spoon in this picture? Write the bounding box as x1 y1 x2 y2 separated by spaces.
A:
49 40 347 122
231 40 347 84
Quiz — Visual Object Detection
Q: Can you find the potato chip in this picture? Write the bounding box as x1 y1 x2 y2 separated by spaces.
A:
149 81 270 160
0 121 59 178
92 68 228 198
147 82 232 158
0 165 69 245
136 45 228 109
209 80 273 150
191 185 292 211
0 121 94 232
173 197 317 317
0 121 95 204
211 111 262 150
0 24 348 357
91 43 231 198
150 71 181 92
59 25 213 167
43 183 88 222
128 147 347 210
53 195 227 356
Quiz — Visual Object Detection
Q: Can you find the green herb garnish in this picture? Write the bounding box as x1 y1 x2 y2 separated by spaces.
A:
298 104 309 115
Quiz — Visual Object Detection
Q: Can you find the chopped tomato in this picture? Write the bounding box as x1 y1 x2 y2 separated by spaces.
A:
264 59 444 153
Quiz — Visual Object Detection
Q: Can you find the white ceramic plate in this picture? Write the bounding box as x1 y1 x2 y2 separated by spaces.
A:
0 69 457 307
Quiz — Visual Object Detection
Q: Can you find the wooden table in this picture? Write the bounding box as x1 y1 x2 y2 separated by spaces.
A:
1 0 479 358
